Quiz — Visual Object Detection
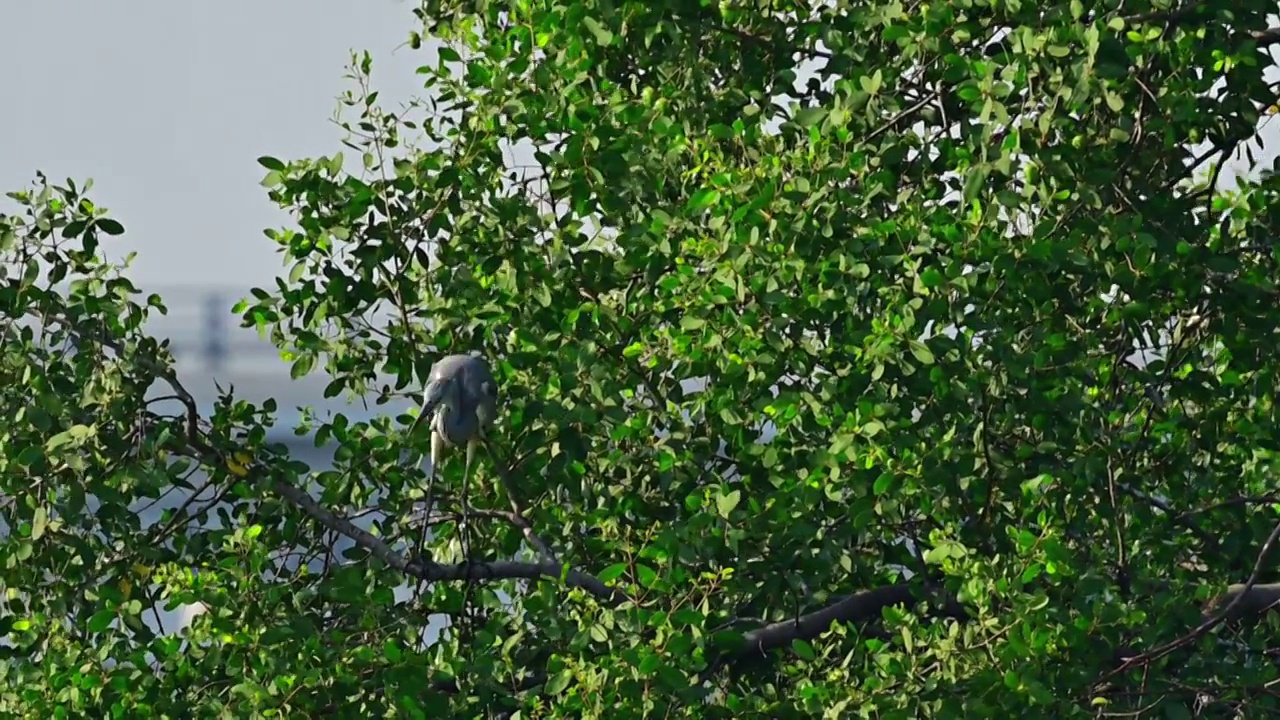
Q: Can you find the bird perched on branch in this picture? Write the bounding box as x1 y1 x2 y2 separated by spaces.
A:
406 353 498 552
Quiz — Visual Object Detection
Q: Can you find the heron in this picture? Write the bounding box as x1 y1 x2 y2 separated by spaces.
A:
406 353 498 556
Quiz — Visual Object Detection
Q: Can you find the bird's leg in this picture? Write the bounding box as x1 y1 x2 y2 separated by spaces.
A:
459 438 477 562
422 466 442 566
416 430 447 565
415 468 434 564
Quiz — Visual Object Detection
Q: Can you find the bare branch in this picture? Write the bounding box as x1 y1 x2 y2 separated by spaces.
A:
465 505 560 565
268 474 624 602
737 584 919 655
1176 493 1280 521
1252 27 1280 47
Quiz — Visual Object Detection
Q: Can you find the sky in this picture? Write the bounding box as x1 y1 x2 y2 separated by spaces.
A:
0 1 427 291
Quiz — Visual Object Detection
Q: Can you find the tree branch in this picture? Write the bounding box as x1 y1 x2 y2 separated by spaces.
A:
51 310 1280 686
1203 582 1280 620
484 437 561 566
268 474 624 602
1250 27 1280 48
1094 515 1280 687
736 584 919 655
1121 6 1280 48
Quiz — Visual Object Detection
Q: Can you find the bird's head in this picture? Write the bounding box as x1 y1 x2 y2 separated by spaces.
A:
407 376 454 437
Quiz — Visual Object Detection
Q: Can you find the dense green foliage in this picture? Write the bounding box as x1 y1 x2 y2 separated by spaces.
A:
6 0 1280 716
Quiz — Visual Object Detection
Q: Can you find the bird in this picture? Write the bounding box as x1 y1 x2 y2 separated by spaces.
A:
406 353 498 556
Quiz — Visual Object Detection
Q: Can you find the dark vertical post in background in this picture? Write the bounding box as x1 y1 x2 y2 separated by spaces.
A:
203 292 227 372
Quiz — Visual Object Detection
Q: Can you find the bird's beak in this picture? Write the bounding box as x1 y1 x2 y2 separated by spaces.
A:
407 408 428 438
408 378 447 437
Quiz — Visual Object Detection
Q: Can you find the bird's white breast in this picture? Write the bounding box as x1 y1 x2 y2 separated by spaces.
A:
431 405 456 447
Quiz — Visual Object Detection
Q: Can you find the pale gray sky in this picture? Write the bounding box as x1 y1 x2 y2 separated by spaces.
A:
1 1 425 289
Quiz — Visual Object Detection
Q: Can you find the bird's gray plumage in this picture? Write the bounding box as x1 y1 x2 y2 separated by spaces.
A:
407 354 498 556
412 353 498 449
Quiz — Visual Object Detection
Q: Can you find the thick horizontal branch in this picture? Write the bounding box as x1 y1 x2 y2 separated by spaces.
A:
736 584 920 655
732 572 1280 665
63 315 1280 688
1093 517 1280 691
1202 582 1280 619
1251 27 1280 48
268 473 627 604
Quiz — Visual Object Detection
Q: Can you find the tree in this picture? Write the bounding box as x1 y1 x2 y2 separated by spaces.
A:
5 1 1280 716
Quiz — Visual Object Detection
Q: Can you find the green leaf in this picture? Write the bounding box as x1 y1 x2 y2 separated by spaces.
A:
715 489 741 518
791 639 817 661
46 424 92 452
96 218 125 235
909 341 935 365
919 267 944 288
582 17 613 46
31 506 46 541
882 25 910 42
635 564 658 588
858 70 882 94
687 188 721 212
383 639 403 662
597 563 628 584
291 355 315 379
638 653 662 674
88 609 115 633
544 669 573 695
680 316 706 330
326 153 343 176
794 107 827 127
